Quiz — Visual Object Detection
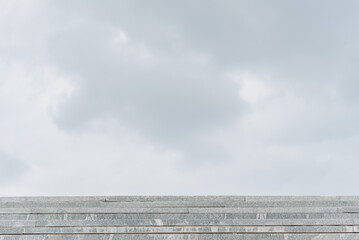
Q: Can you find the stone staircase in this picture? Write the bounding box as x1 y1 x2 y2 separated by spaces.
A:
0 196 359 239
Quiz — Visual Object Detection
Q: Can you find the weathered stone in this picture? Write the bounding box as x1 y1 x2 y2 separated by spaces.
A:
0 196 358 239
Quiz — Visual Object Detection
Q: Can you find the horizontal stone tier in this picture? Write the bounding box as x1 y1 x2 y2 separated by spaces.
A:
0 234 358 240
2 218 359 227
0 196 358 239
2 212 359 221
2 201 359 208
0 207 359 214
0 225 357 234
1 196 359 202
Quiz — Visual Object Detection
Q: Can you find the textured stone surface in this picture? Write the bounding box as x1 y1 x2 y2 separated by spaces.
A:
0 196 359 239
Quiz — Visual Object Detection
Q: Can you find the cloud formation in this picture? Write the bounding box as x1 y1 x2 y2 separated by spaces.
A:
0 0 359 195
0 151 28 184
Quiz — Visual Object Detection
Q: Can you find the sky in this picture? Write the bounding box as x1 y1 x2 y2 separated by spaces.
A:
1 0 359 196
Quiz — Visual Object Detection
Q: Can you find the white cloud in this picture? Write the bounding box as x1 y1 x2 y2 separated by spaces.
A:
1 0 359 195
231 73 274 104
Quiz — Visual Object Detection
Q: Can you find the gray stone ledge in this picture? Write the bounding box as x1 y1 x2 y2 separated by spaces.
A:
19 225 356 234
2 212 359 221
1 234 359 240
31 218 356 227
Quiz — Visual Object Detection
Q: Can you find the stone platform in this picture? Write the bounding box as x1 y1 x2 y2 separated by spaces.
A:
0 196 359 239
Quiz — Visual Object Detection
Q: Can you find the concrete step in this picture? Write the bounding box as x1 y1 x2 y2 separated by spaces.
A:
2 212 359 221
0 208 189 214
2 206 359 214
0 234 359 240
245 196 359 202
30 218 359 226
0 196 246 203
20 226 359 234
0 196 358 239
1 196 359 203
3 200 359 208
1 218 359 227
0 225 356 235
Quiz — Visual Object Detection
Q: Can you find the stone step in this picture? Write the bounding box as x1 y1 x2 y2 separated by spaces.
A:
0 196 358 239
0 196 246 203
3 201 359 208
1 196 359 203
1 218 359 227
1 212 359 221
0 197 106 203
0 208 189 214
4 196 358 202
0 234 359 240
245 196 359 202
1 206 359 214
0 225 356 235
105 196 248 202
23 225 357 234
188 207 359 213
22 218 359 227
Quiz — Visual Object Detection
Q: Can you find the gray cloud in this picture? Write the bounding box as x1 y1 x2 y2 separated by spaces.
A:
44 1 244 161
1 0 359 195
45 0 359 161
0 151 28 184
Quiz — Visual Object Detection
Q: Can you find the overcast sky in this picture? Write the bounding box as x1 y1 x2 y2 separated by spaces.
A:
1 0 359 196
